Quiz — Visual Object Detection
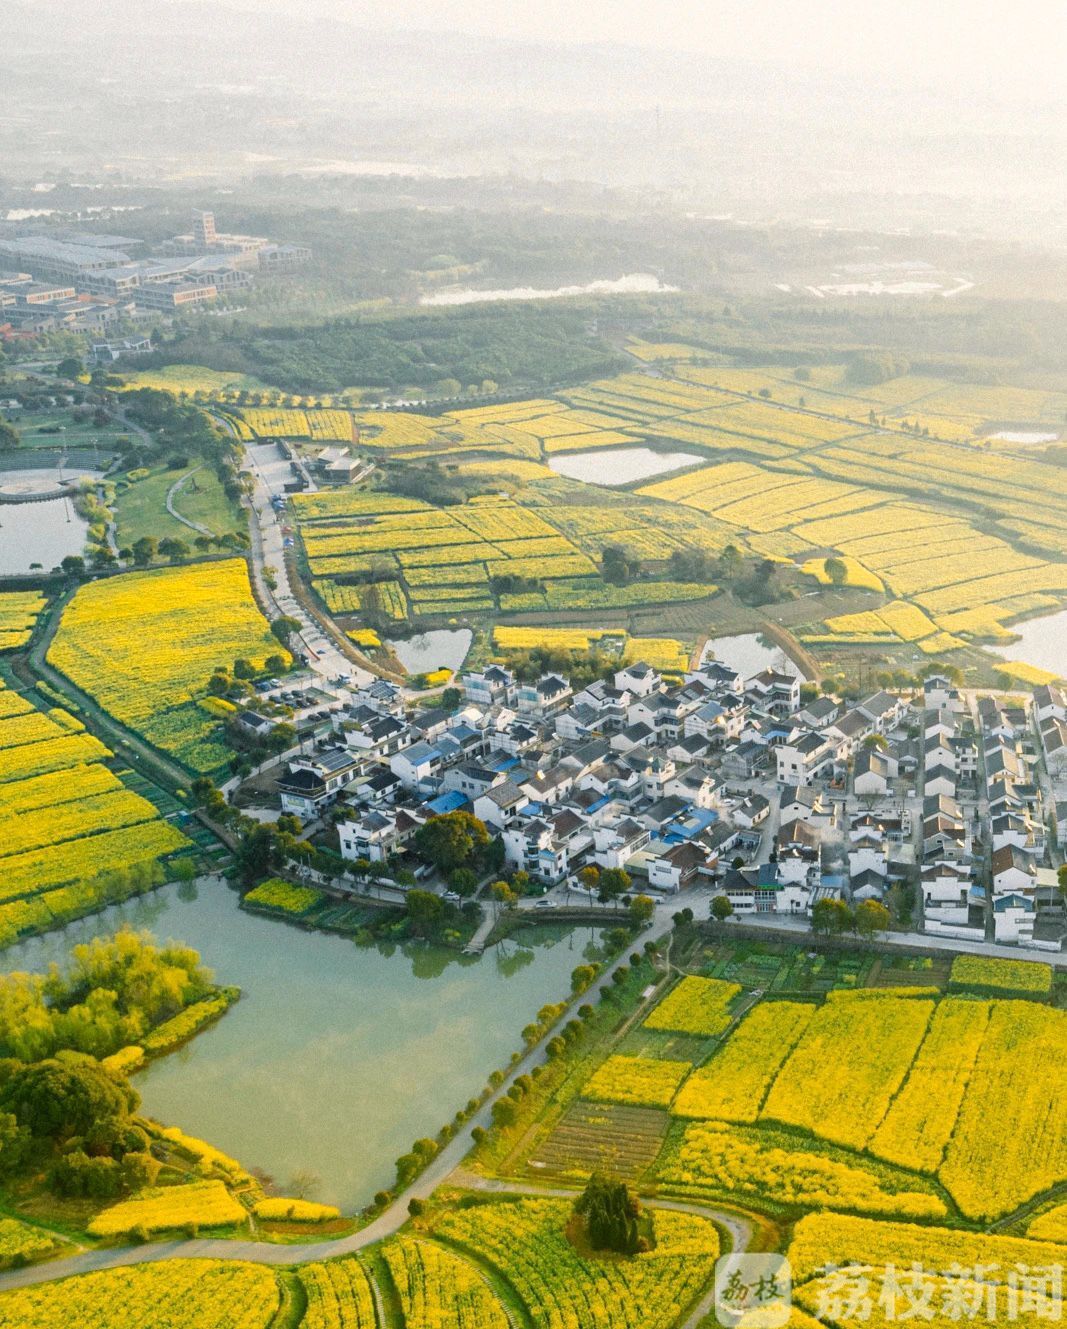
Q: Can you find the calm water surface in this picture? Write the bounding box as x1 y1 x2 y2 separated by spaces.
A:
420 273 678 306
2 880 605 1209
548 447 701 486
0 467 99 573
988 607 1067 679
386 628 472 675
703 632 800 679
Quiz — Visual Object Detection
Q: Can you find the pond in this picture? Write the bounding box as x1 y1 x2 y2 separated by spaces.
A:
386 628 472 675
702 632 801 679
0 467 99 573
989 430 1060 445
987 606 1067 679
420 273 678 306
2 880 605 1210
547 446 701 487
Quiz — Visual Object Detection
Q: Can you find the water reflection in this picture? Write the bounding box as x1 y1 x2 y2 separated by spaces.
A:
2 880 604 1209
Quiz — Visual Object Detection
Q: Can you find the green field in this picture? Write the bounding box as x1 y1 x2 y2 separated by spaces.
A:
114 464 242 548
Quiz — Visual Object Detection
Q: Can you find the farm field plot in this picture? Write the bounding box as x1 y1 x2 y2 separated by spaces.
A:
0 591 46 652
938 1001 1066 1220
617 972 1067 1225
383 1236 509 1329
0 678 185 934
435 1196 719 1329
48 560 284 772
526 1102 670 1179
294 487 722 624
787 1211 1067 1289
643 976 740 1037
87 1180 246 1236
0 1260 280 1329
760 993 934 1150
659 1120 946 1219
672 1000 815 1122
583 1054 691 1108
867 999 991 1174
299 1257 377 1329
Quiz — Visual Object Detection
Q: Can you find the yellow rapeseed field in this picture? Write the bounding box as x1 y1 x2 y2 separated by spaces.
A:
48 560 283 772
644 976 740 1037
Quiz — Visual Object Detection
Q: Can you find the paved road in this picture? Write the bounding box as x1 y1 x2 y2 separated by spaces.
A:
242 443 372 688
733 911 1065 964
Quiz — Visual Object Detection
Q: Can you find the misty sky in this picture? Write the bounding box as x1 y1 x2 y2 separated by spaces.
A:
222 0 1067 86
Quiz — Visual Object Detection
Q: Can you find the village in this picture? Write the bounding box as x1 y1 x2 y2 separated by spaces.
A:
229 645 1067 953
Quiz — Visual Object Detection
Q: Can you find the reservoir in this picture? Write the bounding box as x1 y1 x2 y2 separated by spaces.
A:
2 879 606 1210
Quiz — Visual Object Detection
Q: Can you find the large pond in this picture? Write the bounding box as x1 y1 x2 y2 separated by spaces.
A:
702 632 801 679
2 880 604 1210
987 607 1067 679
386 628 472 675
0 467 98 573
989 430 1060 445
547 446 701 487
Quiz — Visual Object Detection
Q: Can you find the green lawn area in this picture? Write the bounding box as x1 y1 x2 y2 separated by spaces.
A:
11 410 130 452
119 364 273 396
114 464 243 548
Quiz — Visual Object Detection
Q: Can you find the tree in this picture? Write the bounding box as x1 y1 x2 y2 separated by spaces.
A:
131 536 157 566
0 420 20 451
854 899 891 938
56 357 83 380
265 723 297 754
574 1173 642 1254
270 616 302 646
825 557 848 586
158 537 189 563
887 881 917 926
233 658 257 680
710 895 734 924
413 811 489 873
60 554 85 578
570 964 597 993
448 867 478 898
598 868 631 906
490 880 517 913
406 889 444 937
287 1169 321 1199
233 823 284 885
628 894 655 925
0 1059 137 1143
264 654 288 676
812 897 852 936
578 865 600 893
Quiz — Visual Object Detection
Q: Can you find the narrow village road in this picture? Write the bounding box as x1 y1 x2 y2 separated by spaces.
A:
240 441 372 688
